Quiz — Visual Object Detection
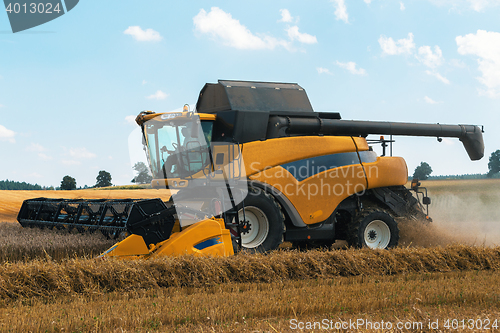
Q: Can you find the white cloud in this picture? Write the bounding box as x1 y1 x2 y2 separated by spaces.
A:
317 67 333 75
26 143 46 152
424 96 441 104
0 124 15 143
378 33 450 83
442 138 455 145
62 160 81 166
400 2 406 10
146 90 168 100
124 26 163 42
331 0 349 23
364 0 372 3
38 153 52 161
193 7 288 50
456 30 500 97
466 0 500 10
286 26 317 44
26 143 52 160
125 115 136 125
27 172 43 178
379 33 415 55
425 70 451 84
69 147 96 159
278 9 293 22
0 104 4 108
450 59 466 68
142 80 147 85
336 61 367 75
428 0 500 11
417 45 443 68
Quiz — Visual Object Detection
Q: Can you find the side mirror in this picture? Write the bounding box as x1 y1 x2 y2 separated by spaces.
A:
422 197 431 205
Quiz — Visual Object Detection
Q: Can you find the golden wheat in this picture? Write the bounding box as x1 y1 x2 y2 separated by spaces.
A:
1 245 499 301
0 223 117 263
1 270 500 332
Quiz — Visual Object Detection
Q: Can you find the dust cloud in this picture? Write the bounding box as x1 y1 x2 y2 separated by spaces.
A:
399 191 500 248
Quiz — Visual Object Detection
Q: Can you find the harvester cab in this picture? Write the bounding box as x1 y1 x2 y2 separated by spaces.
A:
136 109 245 192
103 108 250 259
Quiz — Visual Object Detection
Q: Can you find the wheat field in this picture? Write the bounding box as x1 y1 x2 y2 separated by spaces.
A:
0 180 499 332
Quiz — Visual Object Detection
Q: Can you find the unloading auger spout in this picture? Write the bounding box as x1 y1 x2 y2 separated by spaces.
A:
266 117 484 161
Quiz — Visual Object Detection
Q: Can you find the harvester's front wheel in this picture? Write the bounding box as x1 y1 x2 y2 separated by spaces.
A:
235 189 284 253
347 209 399 249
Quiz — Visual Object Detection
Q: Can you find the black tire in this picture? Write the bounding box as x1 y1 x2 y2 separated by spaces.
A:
347 209 399 249
235 188 285 253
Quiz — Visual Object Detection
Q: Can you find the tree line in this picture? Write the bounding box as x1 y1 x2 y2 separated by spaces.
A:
59 170 114 190
0 163 152 191
412 149 500 180
59 162 152 190
0 180 43 190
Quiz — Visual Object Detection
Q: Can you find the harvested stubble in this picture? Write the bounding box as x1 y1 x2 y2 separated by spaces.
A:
0 222 117 263
3 270 500 332
1 245 499 300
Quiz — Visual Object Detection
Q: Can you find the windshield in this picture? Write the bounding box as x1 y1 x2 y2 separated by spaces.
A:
144 115 213 179
140 112 247 229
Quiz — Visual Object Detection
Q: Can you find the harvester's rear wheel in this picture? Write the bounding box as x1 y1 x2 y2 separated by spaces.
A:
347 209 399 249
235 189 284 253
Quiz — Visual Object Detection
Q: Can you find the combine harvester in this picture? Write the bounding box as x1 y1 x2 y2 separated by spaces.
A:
17 80 484 258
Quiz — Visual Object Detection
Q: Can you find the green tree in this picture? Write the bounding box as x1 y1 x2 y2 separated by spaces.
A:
131 162 153 184
0 180 42 190
487 150 500 178
413 162 433 180
60 175 77 190
95 170 112 188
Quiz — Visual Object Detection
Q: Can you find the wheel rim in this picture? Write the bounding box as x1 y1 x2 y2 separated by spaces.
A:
238 206 269 248
364 220 391 249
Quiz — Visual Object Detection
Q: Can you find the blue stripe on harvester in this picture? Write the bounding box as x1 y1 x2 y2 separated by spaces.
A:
194 237 221 250
282 152 361 182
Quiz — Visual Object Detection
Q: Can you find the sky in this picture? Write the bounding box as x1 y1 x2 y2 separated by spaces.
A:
0 0 499 187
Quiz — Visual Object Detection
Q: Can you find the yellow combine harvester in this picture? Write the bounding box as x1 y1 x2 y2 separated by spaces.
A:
18 80 484 258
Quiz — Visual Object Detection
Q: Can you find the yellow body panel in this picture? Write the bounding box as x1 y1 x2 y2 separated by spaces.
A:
352 136 370 151
364 156 408 189
250 164 367 224
98 234 150 259
242 136 360 176
151 218 233 257
100 218 233 259
244 136 408 224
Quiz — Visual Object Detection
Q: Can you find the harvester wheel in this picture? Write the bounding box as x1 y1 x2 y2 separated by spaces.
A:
347 209 399 249
235 189 285 253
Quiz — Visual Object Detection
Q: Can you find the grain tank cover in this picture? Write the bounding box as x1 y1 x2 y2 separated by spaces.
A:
196 80 314 114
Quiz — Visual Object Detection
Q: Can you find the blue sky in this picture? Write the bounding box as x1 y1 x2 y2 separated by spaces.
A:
0 0 499 187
